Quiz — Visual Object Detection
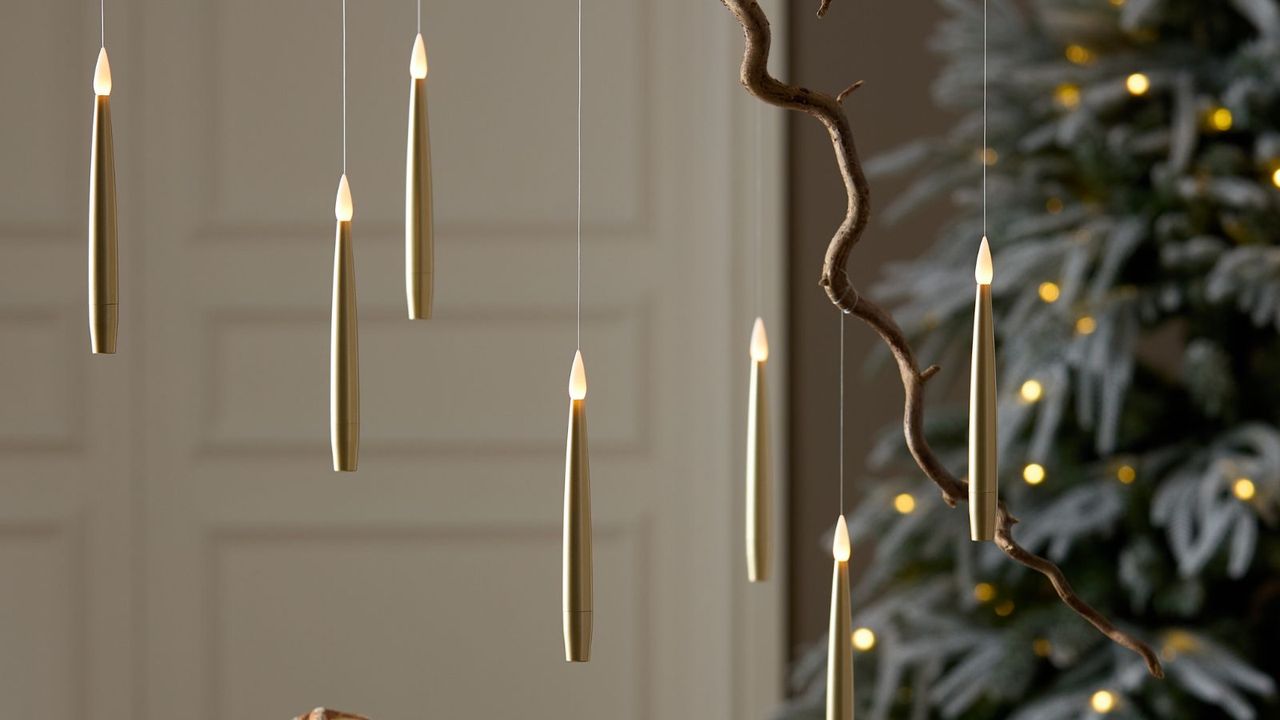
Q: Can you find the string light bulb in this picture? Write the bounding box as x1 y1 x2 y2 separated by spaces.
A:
1038 282 1061 303
893 493 916 514
995 600 1015 617
1065 44 1093 65
1033 638 1052 657
974 582 996 603
1091 690 1117 714
1125 73 1150 96
1076 315 1097 335
1023 463 1046 485
1233 477 1256 501
1117 464 1136 484
1054 83 1081 110
1019 379 1043 403
1208 107 1234 132
851 628 876 651
1271 167 1280 189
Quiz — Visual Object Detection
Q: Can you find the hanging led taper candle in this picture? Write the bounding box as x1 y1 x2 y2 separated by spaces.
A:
562 0 593 663
969 0 998 541
88 5 118 355
330 2 360 472
826 315 854 720
969 238 997 539
404 0 434 320
563 350 591 661
746 317 771 582
827 515 853 720
745 106 773 583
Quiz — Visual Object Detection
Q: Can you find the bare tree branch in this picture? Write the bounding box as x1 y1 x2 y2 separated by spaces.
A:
718 0 1163 679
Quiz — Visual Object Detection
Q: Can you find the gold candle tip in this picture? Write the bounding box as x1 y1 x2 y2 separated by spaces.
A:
750 317 769 361
832 515 850 561
975 236 993 284
569 351 587 399
93 47 112 96
410 34 428 79
335 174 353 221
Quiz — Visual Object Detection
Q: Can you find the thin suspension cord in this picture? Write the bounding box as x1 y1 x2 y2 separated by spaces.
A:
838 311 845 514
982 0 988 235
417 0 421 34
100 0 105 46
754 105 763 315
575 0 582 350
342 0 348 174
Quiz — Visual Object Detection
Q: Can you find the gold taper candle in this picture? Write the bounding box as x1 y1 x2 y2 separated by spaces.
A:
746 317 772 582
969 237 997 541
563 350 593 662
827 515 853 720
88 48 118 354
405 33 434 319
330 175 359 472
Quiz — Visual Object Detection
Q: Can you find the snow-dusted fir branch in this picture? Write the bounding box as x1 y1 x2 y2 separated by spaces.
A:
716 0 1163 678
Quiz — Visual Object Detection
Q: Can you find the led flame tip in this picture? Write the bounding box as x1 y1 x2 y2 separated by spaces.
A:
569 351 587 399
334 175 353 221
410 34 428 79
832 515 850 561
975 236 993 284
750 317 769 361
93 48 112 96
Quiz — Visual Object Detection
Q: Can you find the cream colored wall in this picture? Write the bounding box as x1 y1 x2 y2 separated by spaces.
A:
0 0 785 718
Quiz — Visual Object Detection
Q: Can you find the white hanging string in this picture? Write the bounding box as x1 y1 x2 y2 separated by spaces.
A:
341 0 348 174
754 106 763 314
575 0 583 350
982 0 988 235
417 0 421 34
100 0 105 46
839 311 845 514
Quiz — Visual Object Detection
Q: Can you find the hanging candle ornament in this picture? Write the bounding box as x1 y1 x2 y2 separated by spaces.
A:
968 0 998 541
563 350 592 662
404 23 434 319
968 238 997 539
745 316 771 582
331 174 359 471
329 2 359 472
826 515 853 720
825 315 855 719
562 0 593 663
88 42 118 354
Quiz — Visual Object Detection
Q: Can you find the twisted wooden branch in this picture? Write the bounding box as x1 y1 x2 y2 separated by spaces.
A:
720 0 1163 678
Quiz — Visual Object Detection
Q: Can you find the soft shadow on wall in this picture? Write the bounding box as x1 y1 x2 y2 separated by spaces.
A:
786 1 953 657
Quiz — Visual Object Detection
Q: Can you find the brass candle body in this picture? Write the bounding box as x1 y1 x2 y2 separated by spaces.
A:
826 559 853 720
746 357 771 582
330 219 359 472
563 397 593 662
969 282 997 541
88 94 118 354
404 76 434 319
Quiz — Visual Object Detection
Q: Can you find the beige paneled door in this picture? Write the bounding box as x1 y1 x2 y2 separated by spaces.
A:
0 0 785 718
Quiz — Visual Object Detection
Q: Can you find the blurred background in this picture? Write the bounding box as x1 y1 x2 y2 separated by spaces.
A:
5 0 1280 718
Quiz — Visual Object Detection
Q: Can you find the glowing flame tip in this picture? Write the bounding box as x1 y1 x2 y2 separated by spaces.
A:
750 317 769 361
833 515 851 561
569 351 587 399
335 175 353 221
410 34 428 79
93 48 112 96
975 236 994 284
